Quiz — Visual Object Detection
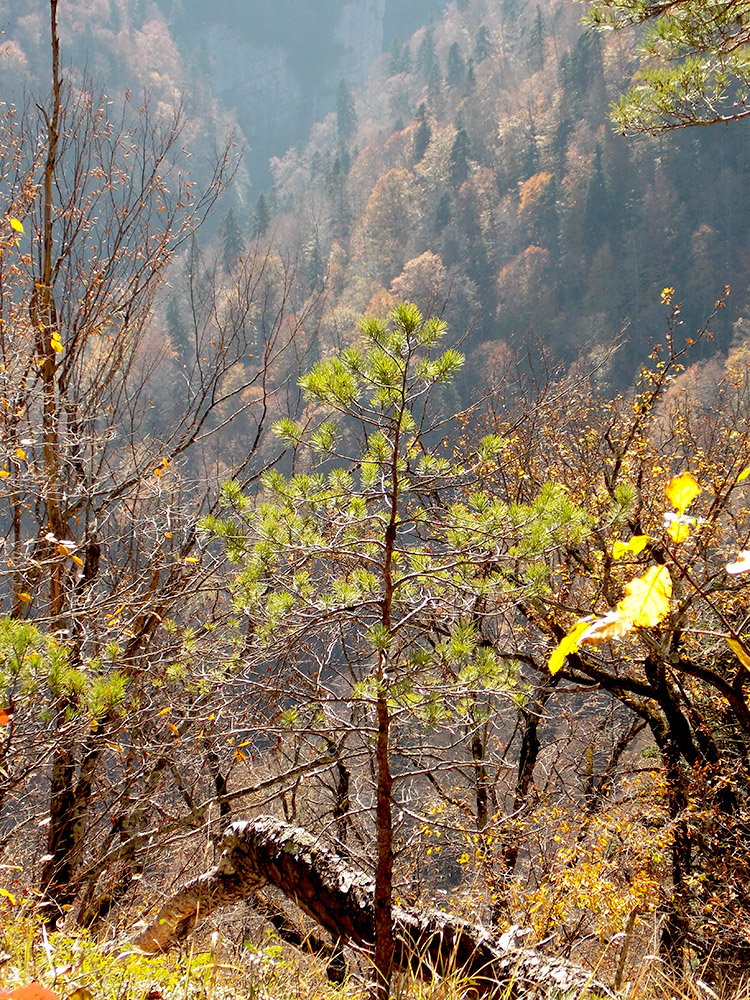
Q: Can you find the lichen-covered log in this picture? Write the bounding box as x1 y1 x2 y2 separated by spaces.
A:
133 816 611 998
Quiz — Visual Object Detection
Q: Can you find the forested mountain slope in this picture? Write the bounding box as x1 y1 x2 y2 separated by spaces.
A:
259 0 750 388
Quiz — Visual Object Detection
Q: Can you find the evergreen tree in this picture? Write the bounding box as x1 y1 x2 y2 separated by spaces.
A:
475 25 492 63
446 42 466 88
413 103 432 163
166 295 190 361
220 206 244 274
528 5 546 71
336 79 358 146
587 0 750 131
450 128 470 187
583 144 614 253
306 237 326 293
388 35 410 75
253 193 271 238
434 192 452 232
417 26 437 80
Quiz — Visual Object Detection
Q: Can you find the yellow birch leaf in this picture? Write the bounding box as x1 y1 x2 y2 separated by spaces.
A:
667 521 691 544
9 218 23 233
727 638 750 671
157 706 171 716
549 619 591 674
71 555 84 567
0 470 9 478
50 338 63 354
154 467 162 477
15 448 25 461
612 535 649 560
57 543 71 556
616 565 672 627
665 472 701 514
0 887 17 905
726 551 750 575
17 592 32 603
168 723 179 735
579 611 634 645
738 468 750 483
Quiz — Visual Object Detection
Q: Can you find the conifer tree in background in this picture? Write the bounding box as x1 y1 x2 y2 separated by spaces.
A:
446 41 466 87
253 192 271 237
336 79 358 146
413 103 432 163
220 206 244 274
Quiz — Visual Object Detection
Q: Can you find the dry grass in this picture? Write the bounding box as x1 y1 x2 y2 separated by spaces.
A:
2 903 750 1000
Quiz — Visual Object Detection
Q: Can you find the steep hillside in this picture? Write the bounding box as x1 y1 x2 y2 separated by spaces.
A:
256 0 749 389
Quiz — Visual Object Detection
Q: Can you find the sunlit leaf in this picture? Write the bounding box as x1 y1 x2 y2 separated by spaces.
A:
9 218 24 234
579 611 634 644
612 535 649 560
71 555 84 567
616 565 672 627
665 472 700 514
15 449 25 461
667 521 691 544
0 887 16 905
0 709 11 725
727 638 750 670
548 619 591 674
738 468 750 483
16 592 32 603
726 551 750 575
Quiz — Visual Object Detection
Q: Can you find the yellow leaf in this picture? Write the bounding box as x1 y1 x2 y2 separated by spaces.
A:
17 592 32 603
549 619 591 674
71 555 84 567
9 218 23 234
162 457 169 468
0 887 17 905
738 468 750 483
0 470 9 478
50 338 63 354
667 521 691 544
612 535 649 560
665 472 701 514
726 550 750 575
168 723 179 735
15 448 25 461
157 706 172 716
183 556 198 563
154 467 162 477
616 565 672 628
579 611 634 645
164 531 172 538
727 638 750 671
235 749 246 762
57 543 71 557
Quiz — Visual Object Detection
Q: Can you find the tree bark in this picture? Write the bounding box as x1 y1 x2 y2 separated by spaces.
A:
133 815 611 998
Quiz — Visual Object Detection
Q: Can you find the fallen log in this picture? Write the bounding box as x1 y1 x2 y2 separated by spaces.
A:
133 815 612 998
